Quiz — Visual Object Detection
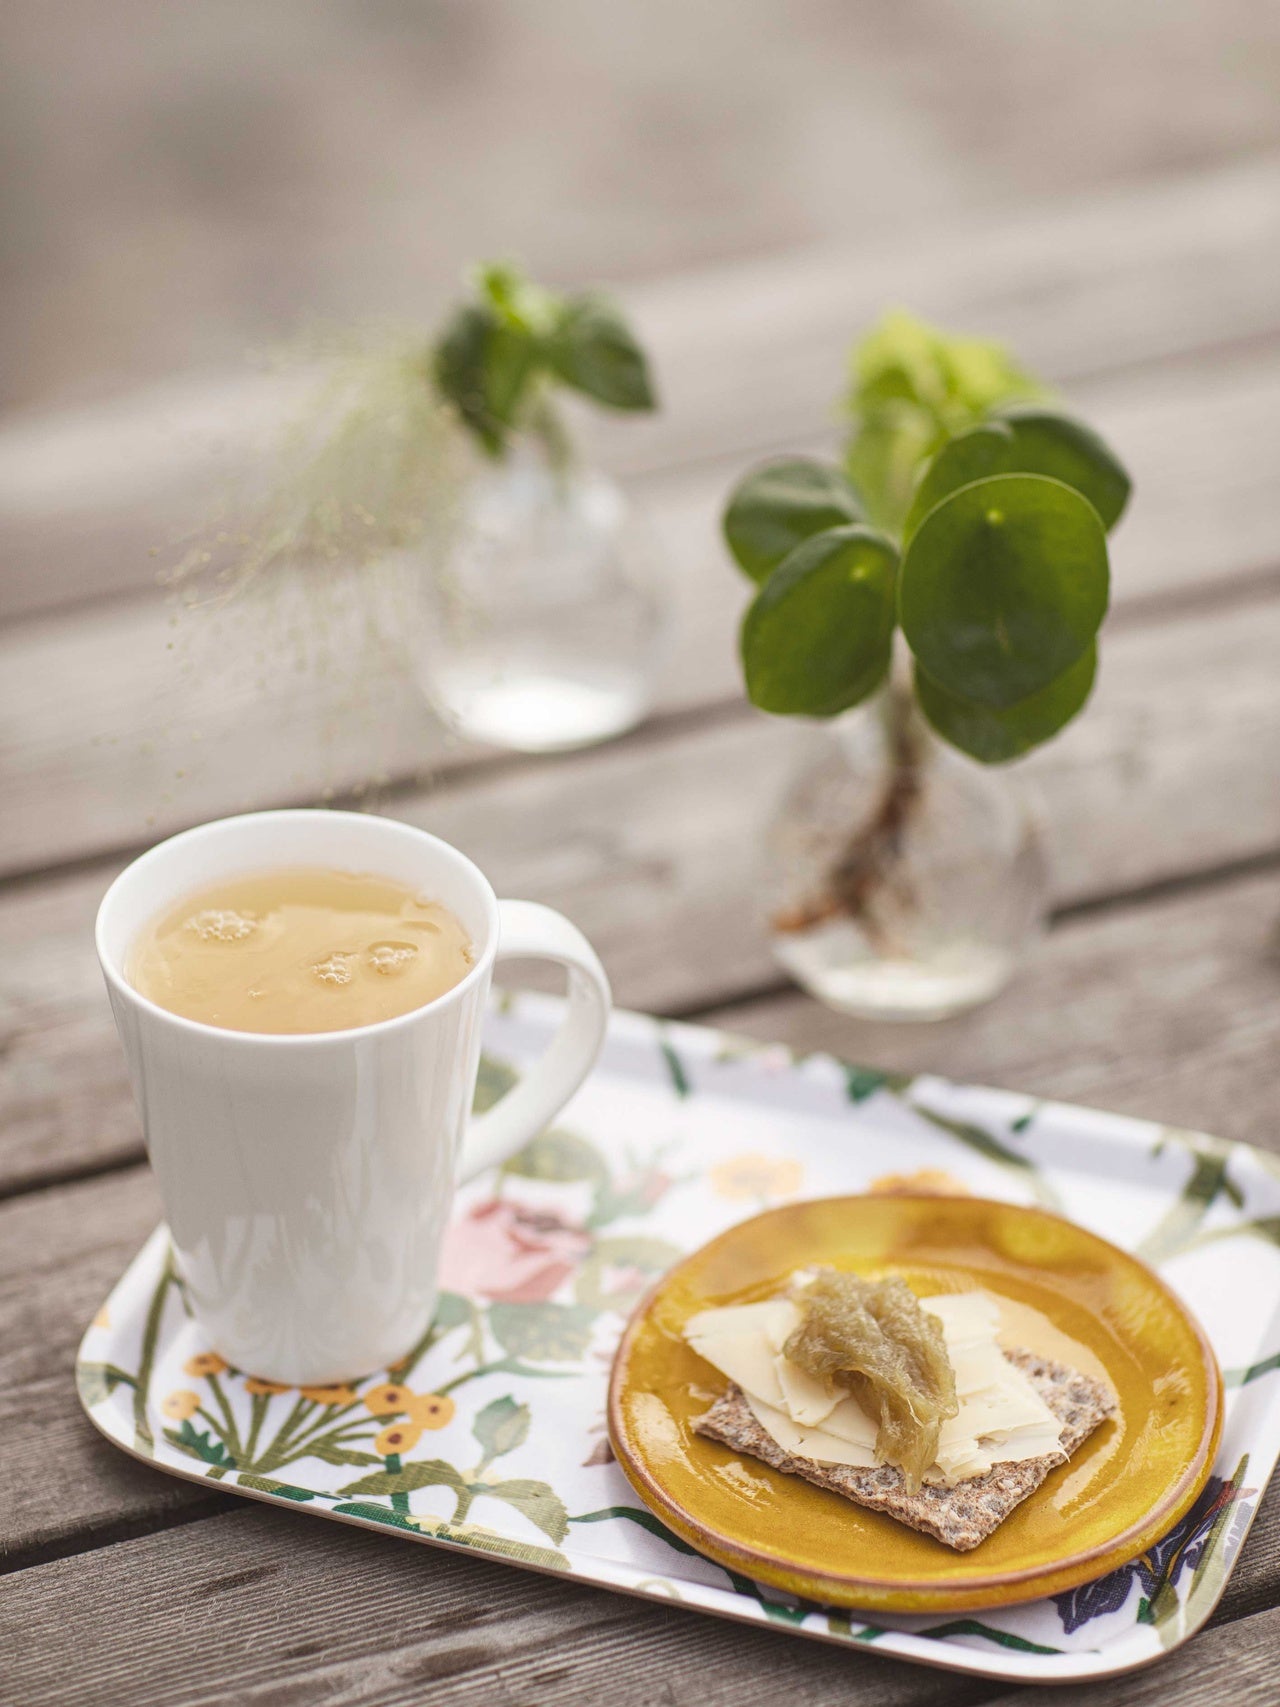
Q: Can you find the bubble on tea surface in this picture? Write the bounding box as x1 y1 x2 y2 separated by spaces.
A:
367 940 419 976
185 908 257 943
312 952 355 986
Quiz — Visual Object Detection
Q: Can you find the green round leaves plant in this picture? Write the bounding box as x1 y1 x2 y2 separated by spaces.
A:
542 294 655 411
725 458 864 585
914 644 1097 764
741 526 897 715
431 261 656 460
723 310 1130 765
897 473 1109 708
903 409 1130 540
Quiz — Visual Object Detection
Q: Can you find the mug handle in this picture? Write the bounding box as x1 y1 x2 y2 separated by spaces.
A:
457 899 612 1183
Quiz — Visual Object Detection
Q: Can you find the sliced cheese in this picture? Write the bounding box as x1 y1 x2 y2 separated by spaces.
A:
684 1299 799 1345
762 1302 801 1355
685 1328 786 1409
774 1354 840 1426
811 1393 879 1450
922 1290 1001 1335
685 1287 1066 1486
742 1393 879 1469
946 1338 1017 1394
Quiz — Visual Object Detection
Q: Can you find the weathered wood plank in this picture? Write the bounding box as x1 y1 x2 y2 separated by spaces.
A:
0 1166 213 1568
3 863 1277 1562
1212 1478 1280 1630
3 592 1279 1192
703 868 1280 1151
5 151 1280 622
0 1507 997 1707
5 336 1280 881
610 150 1280 481
6 1496 1280 1707
995 1600 1280 1706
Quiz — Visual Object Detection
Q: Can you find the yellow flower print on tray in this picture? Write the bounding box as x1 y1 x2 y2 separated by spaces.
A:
409 1393 456 1430
333 1393 570 1551
183 1351 228 1378
161 1389 201 1422
363 1381 414 1415
153 1352 468 1487
710 1153 804 1203
300 1383 358 1405
363 1383 455 1428
374 1421 423 1456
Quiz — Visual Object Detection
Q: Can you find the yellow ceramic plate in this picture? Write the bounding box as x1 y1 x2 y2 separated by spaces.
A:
608 1195 1223 1613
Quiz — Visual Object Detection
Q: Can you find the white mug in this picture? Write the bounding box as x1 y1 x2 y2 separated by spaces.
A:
95 809 611 1385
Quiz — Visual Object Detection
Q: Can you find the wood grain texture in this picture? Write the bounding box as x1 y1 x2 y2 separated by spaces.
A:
9 0 1280 419
5 218 1280 878
704 868 1280 1150
3 1499 1279 1707
0 1506 998 1707
5 151 1280 621
609 150 1280 481
3 590 1279 1194
995 1600 1280 1706
0 1166 224 1568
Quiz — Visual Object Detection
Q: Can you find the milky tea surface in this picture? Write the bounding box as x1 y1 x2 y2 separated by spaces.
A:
127 867 474 1033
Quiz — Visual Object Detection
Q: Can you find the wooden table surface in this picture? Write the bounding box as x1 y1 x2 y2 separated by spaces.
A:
3 156 1280 1706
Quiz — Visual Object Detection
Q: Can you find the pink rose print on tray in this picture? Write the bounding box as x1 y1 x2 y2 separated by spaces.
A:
434 1108 686 1362
440 1200 593 1304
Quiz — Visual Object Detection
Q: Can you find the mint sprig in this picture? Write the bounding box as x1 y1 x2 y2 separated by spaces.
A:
431 261 656 458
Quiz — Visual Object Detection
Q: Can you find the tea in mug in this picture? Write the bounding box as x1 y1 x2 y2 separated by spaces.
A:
128 867 474 1034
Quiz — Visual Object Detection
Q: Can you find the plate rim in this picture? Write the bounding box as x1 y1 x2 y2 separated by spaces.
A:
607 1191 1225 1613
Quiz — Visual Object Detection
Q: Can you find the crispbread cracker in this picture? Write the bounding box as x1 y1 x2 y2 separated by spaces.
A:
692 1349 1115 1552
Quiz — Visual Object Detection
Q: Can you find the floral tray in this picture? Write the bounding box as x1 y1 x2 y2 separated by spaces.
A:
77 994 1280 1685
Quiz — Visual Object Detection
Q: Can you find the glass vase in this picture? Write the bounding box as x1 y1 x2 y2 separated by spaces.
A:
764 687 1048 1021
415 443 667 753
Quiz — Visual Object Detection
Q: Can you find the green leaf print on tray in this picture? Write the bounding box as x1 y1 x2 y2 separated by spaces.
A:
164 1418 235 1469
477 1478 569 1545
74 996 1280 1687
472 1395 531 1458
339 1460 465 1499
489 1303 597 1362
1138 1131 1245 1265
502 1128 608 1184
75 1362 136 1407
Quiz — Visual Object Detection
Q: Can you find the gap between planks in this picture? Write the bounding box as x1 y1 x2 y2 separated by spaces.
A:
2 1468 1279 1707
5 844 1279 1215
6 543 1280 902
0 1504 1004 1707
3 588 1279 1196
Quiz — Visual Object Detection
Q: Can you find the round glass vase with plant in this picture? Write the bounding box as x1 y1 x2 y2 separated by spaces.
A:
723 311 1132 1021
421 262 667 753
